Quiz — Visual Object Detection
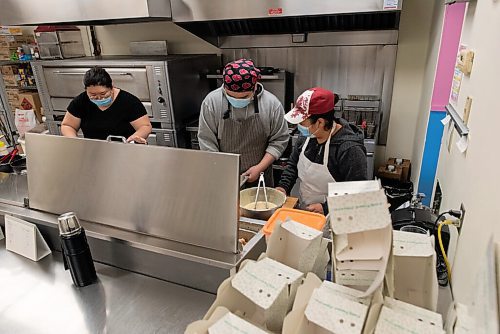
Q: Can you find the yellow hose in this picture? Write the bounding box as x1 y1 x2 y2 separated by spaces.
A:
438 220 453 282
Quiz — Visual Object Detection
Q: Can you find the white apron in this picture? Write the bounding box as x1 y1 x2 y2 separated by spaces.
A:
297 130 336 207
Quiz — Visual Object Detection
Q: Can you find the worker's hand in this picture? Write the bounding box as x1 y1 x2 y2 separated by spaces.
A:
243 165 263 183
127 134 147 144
276 187 287 195
306 203 324 215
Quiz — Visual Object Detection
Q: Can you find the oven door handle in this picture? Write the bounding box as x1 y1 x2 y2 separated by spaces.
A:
53 71 133 76
367 152 374 157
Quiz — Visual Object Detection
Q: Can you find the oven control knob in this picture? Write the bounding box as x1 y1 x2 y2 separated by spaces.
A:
157 97 165 104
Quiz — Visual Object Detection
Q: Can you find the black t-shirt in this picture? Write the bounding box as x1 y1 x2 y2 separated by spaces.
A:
67 90 147 140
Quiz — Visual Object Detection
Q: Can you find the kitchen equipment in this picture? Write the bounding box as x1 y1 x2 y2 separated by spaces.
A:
34 26 85 60
0 161 12 173
10 157 26 174
0 149 20 173
27 133 241 254
58 212 98 287
129 41 168 56
32 55 219 147
263 208 327 239
240 187 286 221
257 67 278 75
240 175 248 188
253 172 269 210
172 0 402 48
0 0 172 26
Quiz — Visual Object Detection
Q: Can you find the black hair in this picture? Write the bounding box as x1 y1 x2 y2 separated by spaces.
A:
308 94 340 130
83 66 113 89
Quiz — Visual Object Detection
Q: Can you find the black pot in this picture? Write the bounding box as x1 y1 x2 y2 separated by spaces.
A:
10 157 26 174
0 155 22 174
257 67 278 75
0 161 12 173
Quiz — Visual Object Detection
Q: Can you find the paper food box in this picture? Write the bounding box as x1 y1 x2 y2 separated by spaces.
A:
266 219 330 279
328 181 393 297
185 306 270 334
392 230 438 311
283 273 379 334
373 297 445 334
203 257 304 332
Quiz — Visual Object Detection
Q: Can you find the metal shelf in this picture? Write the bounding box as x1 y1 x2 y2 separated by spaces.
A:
0 60 35 65
5 85 38 90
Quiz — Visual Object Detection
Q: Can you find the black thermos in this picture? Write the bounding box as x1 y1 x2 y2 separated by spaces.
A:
58 212 97 287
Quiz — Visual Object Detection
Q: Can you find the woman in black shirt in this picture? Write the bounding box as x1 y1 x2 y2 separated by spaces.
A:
61 67 152 143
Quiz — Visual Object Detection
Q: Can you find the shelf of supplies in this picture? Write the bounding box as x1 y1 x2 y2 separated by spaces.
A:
0 60 35 65
5 85 38 90
445 104 469 136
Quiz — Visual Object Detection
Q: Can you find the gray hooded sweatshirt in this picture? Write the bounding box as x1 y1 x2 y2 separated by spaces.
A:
197 83 289 160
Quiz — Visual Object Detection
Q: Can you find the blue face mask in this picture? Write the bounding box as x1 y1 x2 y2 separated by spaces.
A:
227 95 252 109
297 124 313 137
90 96 113 108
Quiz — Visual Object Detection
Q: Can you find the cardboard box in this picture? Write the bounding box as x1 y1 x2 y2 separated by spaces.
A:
186 307 269 334
266 219 330 278
328 182 393 297
6 88 25 101
18 92 43 122
377 165 403 181
8 99 22 109
0 26 23 36
392 230 438 311
388 158 411 182
0 53 14 61
204 257 304 332
1 65 18 75
283 273 378 334
2 74 19 86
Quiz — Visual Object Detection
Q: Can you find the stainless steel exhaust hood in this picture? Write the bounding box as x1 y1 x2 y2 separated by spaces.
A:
172 0 402 47
0 0 172 26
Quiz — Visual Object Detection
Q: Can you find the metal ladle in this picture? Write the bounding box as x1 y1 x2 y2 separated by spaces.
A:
253 172 269 210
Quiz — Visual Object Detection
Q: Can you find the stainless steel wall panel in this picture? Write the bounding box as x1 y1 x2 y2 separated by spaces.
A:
222 43 397 144
26 133 240 253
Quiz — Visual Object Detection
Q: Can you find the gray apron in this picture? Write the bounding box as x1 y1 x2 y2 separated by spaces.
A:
219 88 273 187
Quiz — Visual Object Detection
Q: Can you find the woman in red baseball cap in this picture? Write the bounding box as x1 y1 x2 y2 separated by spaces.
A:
276 87 367 214
197 59 289 186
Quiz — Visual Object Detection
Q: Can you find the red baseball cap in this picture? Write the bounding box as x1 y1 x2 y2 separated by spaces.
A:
284 87 335 124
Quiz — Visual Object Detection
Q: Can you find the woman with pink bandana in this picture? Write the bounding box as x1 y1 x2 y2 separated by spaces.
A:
197 59 289 187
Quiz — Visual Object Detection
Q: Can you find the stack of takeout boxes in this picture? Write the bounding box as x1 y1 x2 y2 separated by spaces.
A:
328 181 394 297
186 180 446 334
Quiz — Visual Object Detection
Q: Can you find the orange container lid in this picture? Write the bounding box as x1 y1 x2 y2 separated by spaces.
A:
263 208 327 237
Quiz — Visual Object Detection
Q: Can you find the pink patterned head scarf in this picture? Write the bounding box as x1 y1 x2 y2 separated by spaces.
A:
223 59 261 92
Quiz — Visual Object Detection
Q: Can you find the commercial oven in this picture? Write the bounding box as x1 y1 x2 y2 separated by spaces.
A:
32 55 220 147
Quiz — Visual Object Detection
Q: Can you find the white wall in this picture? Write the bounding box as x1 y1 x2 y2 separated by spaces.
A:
92 21 219 55
384 0 437 165
411 1 446 187
434 1 500 304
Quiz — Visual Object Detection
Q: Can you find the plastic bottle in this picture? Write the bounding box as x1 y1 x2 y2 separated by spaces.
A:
0 141 8 156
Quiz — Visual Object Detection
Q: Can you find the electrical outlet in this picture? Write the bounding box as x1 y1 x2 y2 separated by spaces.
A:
453 203 466 230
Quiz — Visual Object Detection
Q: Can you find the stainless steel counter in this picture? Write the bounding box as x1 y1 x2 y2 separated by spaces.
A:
0 172 267 293
0 173 27 207
0 239 214 334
